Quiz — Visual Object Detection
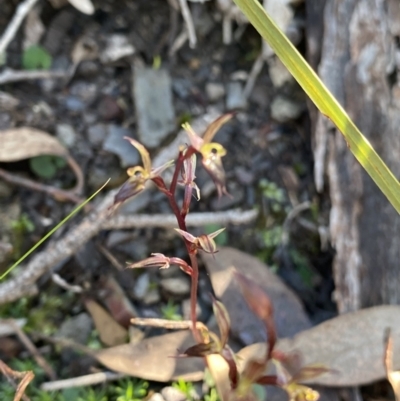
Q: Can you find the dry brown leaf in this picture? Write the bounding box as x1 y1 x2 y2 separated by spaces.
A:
201 247 311 345
84 299 128 347
94 330 204 382
0 127 68 162
385 332 400 401
237 305 400 387
67 0 94 14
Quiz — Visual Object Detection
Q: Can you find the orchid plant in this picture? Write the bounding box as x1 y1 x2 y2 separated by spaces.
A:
113 114 328 400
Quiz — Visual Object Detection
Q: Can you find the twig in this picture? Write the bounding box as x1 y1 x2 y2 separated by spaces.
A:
0 111 238 305
0 359 32 401
102 209 258 230
96 243 125 271
51 273 83 293
0 69 68 85
0 168 83 204
0 0 40 57
178 0 197 48
130 317 206 331
9 320 57 380
41 371 125 392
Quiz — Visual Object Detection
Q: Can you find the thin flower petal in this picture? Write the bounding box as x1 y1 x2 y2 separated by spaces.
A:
182 122 204 151
150 159 175 178
127 253 170 269
124 137 152 173
202 112 235 144
174 228 197 244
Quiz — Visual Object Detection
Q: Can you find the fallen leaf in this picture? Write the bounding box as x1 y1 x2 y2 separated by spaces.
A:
67 0 94 15
84 299 128 346
385 332 400 400
201 247 311 345
0 128 68 162
237 305 400 386
94 330 204 382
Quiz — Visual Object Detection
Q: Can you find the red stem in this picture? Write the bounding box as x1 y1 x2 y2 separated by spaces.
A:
152 159 201 342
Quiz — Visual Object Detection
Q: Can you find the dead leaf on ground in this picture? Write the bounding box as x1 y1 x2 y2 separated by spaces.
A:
201 247 311 346
237 305 400 387
67 0 95 15
0 127 83 195
94 330 204 382
0 128 68 162
84 299 128 347
385 332 400 400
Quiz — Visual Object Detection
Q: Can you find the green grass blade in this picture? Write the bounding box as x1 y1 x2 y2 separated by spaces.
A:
233 0 400 213
0 180 110 280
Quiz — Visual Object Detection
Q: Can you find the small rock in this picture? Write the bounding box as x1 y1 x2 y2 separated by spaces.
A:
234 166 254 185
270 95 305 122
148 393 166 401
226 82 247 110
56 123 77 148
74 241 103 272
268 57 293 88
133 67 176 148
103 124 140 168
205 82 225 102
87 123 107 147
55 313 92 345
132 272 150 301
0 91 19 110
100 34 135 64
143 288 161 305
160 277 190 298
161 386 187 401
97 95 123 121
64 96 85 112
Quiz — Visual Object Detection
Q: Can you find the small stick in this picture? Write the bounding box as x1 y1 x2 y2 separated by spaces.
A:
178 0 197 48
0 359 32 401
51 273 83 293
0 0 40 57
41 371 126 392
130 317 207 331
96 243 125 271
0 167 83 204
0 69 68 85
9 320 57 380
103 209 258 230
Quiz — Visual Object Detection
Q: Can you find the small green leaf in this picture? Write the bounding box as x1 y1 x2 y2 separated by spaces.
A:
29 155 66 179
22 45 52 70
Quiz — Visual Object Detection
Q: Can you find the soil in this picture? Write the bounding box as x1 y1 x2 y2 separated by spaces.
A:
0 0 342 399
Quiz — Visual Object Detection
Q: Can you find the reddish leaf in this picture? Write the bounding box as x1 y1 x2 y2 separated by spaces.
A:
235 272 276 357
212 298 231 347
221 345 239 389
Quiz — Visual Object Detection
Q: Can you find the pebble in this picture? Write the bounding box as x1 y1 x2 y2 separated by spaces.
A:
64 96 85 112
100 34 135 64
182 298 203 321
55 313 92 345
103 124 140 168
226 82 247 110
147 393 165 401
56 123 77 148
143 288 161 305
205 82 225 102
161 387 187 401
132 272 150 301
0 91 19 110
160 277 190 298
133 67 175 148
87 123 107 147
270 95 305 122
268 57 293 88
